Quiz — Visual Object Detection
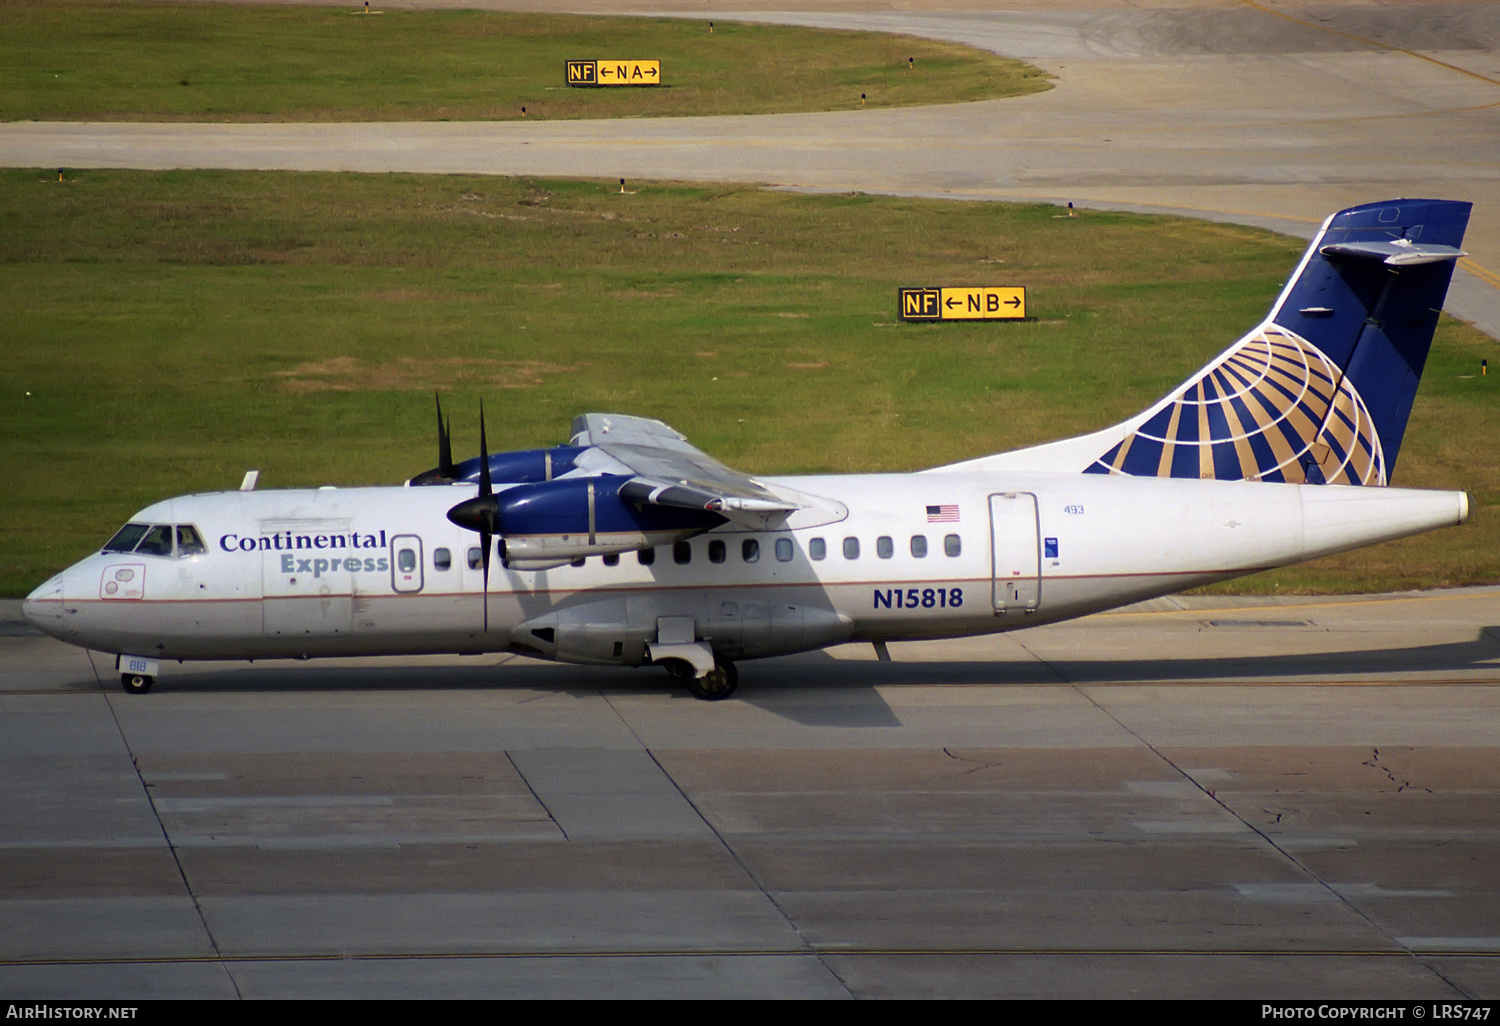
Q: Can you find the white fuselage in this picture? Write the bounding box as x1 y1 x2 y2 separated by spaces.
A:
22 472 1467 667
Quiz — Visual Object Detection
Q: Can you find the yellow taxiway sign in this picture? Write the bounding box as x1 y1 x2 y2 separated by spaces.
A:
899 287 1026 321
567 60 662 87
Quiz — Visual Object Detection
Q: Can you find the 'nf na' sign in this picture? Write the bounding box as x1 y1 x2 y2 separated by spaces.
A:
899 287 1027 321
567 60 662 87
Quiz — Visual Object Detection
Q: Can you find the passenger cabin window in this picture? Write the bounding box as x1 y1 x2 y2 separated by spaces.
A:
911 535 928 558
673 541 692 565
638 547 656 566
809 538 826 561
433 548 452 571
775 538 793 562
708 540 726 564
877 536 894 559
742 539 759 563
843 537 860 560
945 534 962 557
176 525 207 556
467 547 483 570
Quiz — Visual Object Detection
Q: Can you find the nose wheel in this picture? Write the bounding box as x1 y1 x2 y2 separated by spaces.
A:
121 673 154 694
686 660 737 701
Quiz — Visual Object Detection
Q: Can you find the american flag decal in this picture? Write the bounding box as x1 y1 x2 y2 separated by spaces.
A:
926 504 960 523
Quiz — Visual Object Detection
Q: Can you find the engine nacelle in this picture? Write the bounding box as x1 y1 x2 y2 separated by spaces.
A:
410 445 588 487
496 475 725 564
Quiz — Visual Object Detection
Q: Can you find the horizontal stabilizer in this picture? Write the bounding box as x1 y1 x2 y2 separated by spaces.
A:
1321 240 1466 266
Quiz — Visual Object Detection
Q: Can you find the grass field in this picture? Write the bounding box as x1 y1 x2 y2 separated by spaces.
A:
0 1 1048 121
2 168 1495 597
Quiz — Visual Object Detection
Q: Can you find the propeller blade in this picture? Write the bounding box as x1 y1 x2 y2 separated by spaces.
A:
480 520 491 633
443 398 500 633
478 399 493 499
435 392 454 479
478 398 492 631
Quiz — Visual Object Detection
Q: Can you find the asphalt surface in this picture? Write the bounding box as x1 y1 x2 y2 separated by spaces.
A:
3 589 1500 999
3 1 1499 999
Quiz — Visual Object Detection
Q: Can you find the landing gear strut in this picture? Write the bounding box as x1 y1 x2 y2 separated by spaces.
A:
686 660 737 701
121 673 154 694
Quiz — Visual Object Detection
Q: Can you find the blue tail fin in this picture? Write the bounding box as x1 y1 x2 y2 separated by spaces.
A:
1086 199 1470 485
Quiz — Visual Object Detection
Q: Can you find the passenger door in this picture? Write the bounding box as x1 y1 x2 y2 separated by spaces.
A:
989 493 1041 613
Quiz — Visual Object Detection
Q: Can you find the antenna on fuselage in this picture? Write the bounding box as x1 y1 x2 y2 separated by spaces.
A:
239 470 259 492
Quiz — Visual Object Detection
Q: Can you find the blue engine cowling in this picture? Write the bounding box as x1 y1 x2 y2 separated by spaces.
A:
410 445 589 487
496 475 726 565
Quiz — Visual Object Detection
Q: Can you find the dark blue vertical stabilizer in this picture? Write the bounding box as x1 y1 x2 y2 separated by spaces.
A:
1269 199 1470 479
1084 198 1469 486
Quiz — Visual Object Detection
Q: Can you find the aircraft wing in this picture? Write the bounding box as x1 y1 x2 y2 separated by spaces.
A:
568 413 802 516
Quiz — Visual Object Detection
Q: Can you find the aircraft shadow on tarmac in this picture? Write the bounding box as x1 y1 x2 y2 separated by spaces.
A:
53 626 1500 729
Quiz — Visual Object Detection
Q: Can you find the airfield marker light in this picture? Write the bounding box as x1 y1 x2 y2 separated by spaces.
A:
908 57 914 71
1484 359 1488 376
709 21 713 33
1068 201 1075 217
620 178 626 194
861 93 866 106
57 169 63 182
521 106 526 117
364 2 369 12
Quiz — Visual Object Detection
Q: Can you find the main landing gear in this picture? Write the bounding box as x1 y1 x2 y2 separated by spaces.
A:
685 660 738 702
662 657 739 700
121 673 154 694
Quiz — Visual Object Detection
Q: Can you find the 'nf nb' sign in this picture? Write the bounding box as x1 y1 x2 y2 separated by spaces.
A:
899 287 1027 321
567 60 662 86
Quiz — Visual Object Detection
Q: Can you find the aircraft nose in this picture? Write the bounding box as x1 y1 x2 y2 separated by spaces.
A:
21 573 66 631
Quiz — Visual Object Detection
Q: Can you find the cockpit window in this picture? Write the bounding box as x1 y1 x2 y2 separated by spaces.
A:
103 523 150 554
104 523 208 558
176 525 206 557
134 525 174 557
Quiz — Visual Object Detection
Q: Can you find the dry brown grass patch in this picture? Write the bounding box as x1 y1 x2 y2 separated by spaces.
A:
273 356 583 392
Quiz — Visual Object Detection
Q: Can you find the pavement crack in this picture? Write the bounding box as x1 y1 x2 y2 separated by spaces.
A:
102 692 242 999
599 690 854 998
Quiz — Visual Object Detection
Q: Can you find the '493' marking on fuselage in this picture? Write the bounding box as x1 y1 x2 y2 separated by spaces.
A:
874 587 963 609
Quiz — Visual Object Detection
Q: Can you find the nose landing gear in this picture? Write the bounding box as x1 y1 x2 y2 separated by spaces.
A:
121 673 154 694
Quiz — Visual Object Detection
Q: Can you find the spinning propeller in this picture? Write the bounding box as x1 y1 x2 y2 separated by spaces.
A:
407 393 458 486
444 400 499 631
435 392 454 482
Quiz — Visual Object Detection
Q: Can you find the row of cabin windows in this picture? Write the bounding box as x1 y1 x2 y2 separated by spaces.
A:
427 534 962 571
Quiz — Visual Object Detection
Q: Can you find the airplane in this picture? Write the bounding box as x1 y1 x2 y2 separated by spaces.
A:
22 199 1474 701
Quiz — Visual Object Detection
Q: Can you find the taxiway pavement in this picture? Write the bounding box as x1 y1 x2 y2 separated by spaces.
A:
4 1 1499 998
3 590 1499 998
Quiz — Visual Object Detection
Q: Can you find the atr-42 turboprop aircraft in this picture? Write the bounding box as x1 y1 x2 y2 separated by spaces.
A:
23 200 1474 699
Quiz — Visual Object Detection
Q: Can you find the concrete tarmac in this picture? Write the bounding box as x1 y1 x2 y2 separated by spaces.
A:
3 1 1498 336
4 1 1500 999
3 590 1499 998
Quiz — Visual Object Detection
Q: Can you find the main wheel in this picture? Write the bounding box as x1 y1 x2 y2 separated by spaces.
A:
121 673 153 694
687 660 737 701
660 660 694 681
